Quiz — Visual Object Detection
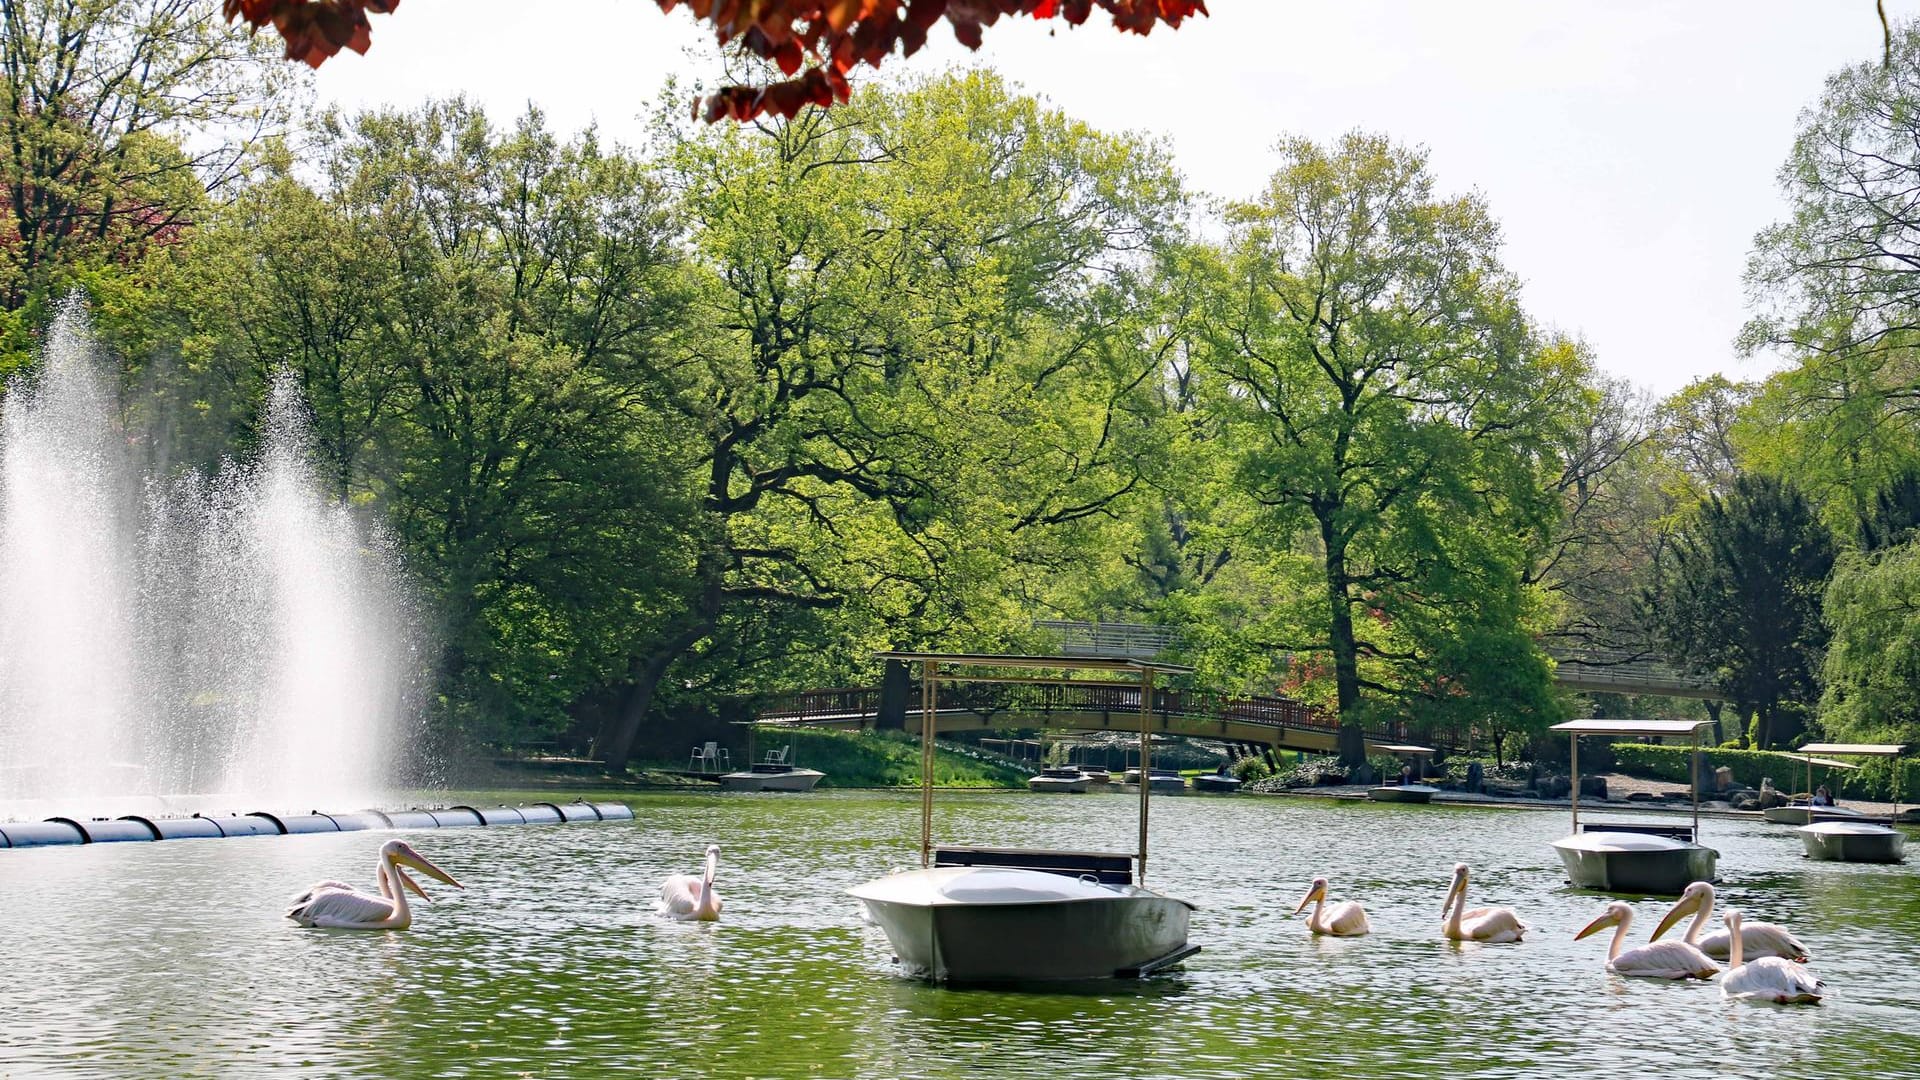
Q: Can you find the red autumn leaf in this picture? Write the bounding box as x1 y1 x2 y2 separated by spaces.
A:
225 1 1207 119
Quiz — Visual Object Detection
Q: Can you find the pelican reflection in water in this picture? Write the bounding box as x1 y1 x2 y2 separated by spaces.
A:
287 839 463 930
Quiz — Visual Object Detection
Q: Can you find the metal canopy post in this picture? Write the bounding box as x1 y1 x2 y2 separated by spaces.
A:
1570 733 1580 833
1691 728 1700 840
920 660 935 869
1138 666 1153 886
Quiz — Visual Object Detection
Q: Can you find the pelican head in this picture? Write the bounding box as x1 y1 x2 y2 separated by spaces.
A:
1575 901 1633 941
381 839 464 893
1292 877 1330 916
1650 881 1714 941
1443 863 1470 915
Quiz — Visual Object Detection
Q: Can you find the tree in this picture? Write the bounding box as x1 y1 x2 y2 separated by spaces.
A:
0 0 299 351
1645 473 1835 749
1195 132 1572 758
223 0 1207 121
592 71 1187 770
1821 538 1920 744
151 99 699 749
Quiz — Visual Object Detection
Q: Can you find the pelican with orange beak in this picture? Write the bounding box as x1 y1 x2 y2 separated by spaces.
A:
287 839 464 930
1575 901 1719 979
1291 876 1371 936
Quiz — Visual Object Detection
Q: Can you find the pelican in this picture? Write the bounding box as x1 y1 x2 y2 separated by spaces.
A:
1292 876 1371 936
287 839 463 930
1441 863 1527 943
658 843 723 921
1649 881 1810 962
1719 910 1826 1003
1575 901 1719 979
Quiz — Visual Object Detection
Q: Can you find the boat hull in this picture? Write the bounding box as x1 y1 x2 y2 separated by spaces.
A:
1191 775 1241 794
717 768 824 792
1367 784 1439 804
1027 776 1090 794
851 868 1194 983
1800 821 1906 863
1763 805 1865 825
1552 833 1718 895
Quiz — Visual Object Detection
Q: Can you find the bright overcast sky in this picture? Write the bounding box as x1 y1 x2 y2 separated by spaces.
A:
311 1 1920 397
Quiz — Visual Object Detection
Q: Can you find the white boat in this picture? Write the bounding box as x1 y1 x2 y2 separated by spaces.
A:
1078 767 1112 785
1550 719 1719 896
1028 767 1090 794
1191 772 1242 794
851 652 1199 984
1367 783 1440 804
849 857 1193 982
1800 820 1906 863
1787 742 1909 863
718 759 824 792
1763 804 1866 825
1147 770 1187 793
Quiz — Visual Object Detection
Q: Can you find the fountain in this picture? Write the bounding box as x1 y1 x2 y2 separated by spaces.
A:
0 302 420 820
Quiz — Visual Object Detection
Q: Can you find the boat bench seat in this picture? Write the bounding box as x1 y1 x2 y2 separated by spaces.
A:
1578 822 1695 842
934 845 1135 884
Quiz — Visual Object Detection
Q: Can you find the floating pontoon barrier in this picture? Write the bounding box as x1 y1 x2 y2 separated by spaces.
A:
0 800 631 851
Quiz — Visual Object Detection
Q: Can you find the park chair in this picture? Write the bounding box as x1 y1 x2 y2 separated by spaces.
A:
689 741 730 773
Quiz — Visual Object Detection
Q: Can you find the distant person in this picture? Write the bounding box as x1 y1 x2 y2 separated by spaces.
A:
1400 763 1414 787
1811 785 1834 807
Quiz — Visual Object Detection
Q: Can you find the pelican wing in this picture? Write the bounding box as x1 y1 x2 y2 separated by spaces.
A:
1324 900 1371 936
1723 957 1825 1003
1458 906 1527 943
1699 922 1810 962
287 886 402 929
1609 940 1719 980
288 880 357 907
656 873 707 919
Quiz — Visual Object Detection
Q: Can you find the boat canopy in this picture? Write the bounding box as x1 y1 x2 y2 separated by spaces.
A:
1551 719 1711 738
1797 742 1907 757
1369 743 1437 756
1789 755 1861 770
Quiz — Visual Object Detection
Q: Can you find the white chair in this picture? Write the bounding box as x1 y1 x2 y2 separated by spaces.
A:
764 746 788 765
688 741 730 772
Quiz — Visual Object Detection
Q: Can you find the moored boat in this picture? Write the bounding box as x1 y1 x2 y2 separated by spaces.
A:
1078 766 1111 785
850 652 1200 984
1367 783 1439 804
1800 820 1906 863
1028 767 1090 794
718 761 826 792
1763 804 1866 825
1550 719 1719 896
1147 769 1187 793
1191 772 1241 794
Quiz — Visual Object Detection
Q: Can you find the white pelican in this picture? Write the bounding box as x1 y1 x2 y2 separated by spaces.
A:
658 843 723 921
1575 901 1718 979
1441 863 1527 943
1292 876 1371 936
287 839 463 930
1720 910 1825 1004
1649 881 1810 962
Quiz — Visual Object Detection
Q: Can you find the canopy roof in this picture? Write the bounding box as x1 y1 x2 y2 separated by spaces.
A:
1797 742 1907 757
875 651 1194 675
1369 744 1437 755
1551 719 1710 738
1789 755 1861 770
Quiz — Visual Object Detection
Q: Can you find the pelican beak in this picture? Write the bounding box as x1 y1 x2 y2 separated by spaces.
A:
393 864 434 904
393 844 464 889
1574 910 1618 941
1291 882 1323 916
1442 876 1463 916
1650 892 1699 941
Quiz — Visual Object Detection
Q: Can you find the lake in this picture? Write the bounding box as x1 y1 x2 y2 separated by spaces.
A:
2 790 1917 1078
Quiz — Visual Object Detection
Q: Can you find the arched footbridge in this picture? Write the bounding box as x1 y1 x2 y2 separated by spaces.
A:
752 680 1419 756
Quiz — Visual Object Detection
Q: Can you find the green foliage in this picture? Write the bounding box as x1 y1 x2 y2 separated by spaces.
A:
1230 754 1273 782
1612 742 1920 803
1644 473 1835 748
1822 540 1920 744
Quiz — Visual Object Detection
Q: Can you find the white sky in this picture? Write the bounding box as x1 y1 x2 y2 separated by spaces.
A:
310 1 1920 397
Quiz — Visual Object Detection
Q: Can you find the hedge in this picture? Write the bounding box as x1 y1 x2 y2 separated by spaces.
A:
1612 743 1920 803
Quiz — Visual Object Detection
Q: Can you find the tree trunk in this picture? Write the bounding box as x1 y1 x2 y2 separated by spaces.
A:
1322 527 1364 765
1704 699 1724 745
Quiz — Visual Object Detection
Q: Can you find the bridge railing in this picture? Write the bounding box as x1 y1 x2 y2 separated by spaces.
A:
753 681 1424 748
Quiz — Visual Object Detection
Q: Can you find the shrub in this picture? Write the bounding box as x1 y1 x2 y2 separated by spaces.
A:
1232 754 1274 782
1611 743 1920 802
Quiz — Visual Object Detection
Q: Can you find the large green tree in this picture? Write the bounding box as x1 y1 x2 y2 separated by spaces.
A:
1195 132 1572 756
1645 473 1835 749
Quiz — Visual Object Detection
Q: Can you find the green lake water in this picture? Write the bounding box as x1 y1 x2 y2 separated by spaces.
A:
3 790 1918 1078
